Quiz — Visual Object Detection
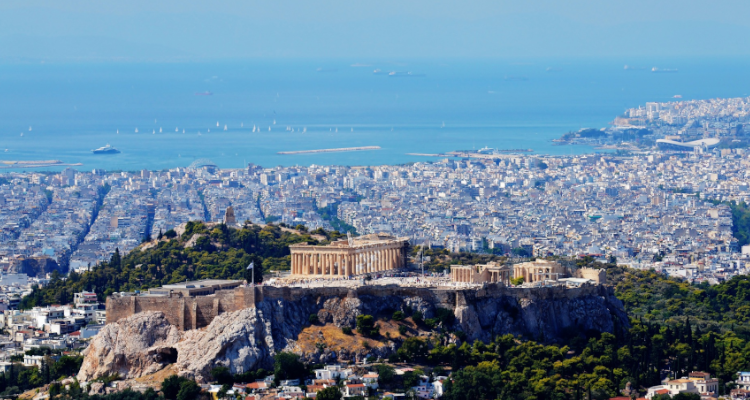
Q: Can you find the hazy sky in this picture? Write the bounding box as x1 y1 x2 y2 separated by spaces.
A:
1 0 748 61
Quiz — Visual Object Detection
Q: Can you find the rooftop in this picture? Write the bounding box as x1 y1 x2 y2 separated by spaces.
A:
161 279 243 289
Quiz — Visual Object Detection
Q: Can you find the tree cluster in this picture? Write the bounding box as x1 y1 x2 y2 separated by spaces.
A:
20 223 323 308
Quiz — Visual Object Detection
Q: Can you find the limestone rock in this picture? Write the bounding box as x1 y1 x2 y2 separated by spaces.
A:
403 296 434 319
87 382 105 396
318 297 362 327
175 307 274 383
77 312 182 382
79 285 629 384
454 305 483 340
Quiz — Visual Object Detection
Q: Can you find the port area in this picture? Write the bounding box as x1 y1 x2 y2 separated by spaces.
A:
407 149 533 159
277 146 381 155
0 160 83 169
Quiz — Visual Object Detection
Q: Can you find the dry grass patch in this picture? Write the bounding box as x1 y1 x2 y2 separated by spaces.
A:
296 318 421 353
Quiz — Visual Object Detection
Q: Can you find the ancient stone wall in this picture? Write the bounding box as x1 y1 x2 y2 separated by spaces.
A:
575 268 607 284
106 282 611 331
106 287 256 329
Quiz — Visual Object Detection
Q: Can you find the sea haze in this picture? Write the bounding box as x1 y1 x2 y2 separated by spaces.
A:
1 57 749 171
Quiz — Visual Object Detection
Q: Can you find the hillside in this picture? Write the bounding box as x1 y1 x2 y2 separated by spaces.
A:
21 223 750 398
20 222 338 308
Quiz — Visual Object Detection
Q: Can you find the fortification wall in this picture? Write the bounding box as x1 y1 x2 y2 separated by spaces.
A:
106 283 610 330
106 287 257 329
576 268 607 284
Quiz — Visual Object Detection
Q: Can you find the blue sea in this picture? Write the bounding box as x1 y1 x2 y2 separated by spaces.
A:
1 57 750 171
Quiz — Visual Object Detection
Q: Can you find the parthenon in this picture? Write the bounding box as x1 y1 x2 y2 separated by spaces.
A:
289 233 409 278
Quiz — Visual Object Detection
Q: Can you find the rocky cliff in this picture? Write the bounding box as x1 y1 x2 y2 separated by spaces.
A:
78 284 628 383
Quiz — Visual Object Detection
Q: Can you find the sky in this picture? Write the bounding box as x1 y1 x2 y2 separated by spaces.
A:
0 0 748 61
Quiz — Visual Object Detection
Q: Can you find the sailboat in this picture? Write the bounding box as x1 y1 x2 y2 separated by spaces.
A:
335 128 338 133
135 128 139 133
175 127 178 132
20 132 23 137
441 121 445 128
28 126 32 132
117 129 119 134
159 127 163 133
224 125 228 131
216 121 220 127
273 119 276 125
182 129 185 134
207 128 211 133
268 126 271 132
152 129 156 134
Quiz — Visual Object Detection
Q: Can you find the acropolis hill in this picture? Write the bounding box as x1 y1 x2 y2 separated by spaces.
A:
93 281 628 382
85 229 629 382
106 278 625 334
106 233 617 335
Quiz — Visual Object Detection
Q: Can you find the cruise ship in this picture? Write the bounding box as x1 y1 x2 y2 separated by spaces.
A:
92 144 121 154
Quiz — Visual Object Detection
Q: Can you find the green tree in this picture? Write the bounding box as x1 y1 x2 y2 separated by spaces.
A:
176 380 201 400
211 367 233 385
217 383 231 399
398 337 429 362
375 364 395 384
356 315 379 337
316 386 342 400
274 352 306 384
162 375 188 400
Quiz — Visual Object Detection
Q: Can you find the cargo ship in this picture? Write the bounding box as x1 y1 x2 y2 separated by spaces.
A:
92 144 121 154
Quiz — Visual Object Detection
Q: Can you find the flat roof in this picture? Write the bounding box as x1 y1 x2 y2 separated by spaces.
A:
161 279 243 289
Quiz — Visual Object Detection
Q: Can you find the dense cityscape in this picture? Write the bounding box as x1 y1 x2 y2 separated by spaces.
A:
3 142 750 398
5 2 750 398
3 147 750 285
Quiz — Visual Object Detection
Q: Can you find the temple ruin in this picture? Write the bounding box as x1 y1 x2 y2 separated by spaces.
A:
289 233 409 278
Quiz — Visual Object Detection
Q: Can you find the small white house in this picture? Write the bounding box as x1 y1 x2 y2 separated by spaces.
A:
362 373 379 389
